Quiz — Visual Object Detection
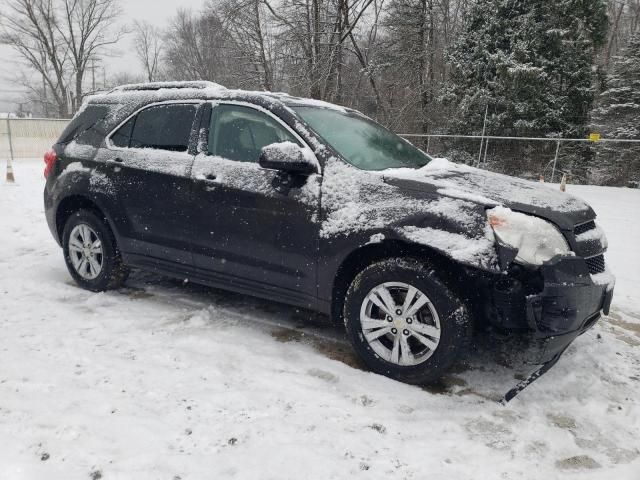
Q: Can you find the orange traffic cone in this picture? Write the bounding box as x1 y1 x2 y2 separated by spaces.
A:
6 163 15 183
560 173 567 192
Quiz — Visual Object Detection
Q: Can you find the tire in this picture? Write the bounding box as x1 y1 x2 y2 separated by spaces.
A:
343 257 471 384
62 209 129 292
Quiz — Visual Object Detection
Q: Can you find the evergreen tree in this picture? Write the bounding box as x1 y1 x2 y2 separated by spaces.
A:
444 0 608 138
590 34 640 186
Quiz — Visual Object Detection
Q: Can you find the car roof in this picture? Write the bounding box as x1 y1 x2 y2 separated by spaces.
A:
85 81 352 114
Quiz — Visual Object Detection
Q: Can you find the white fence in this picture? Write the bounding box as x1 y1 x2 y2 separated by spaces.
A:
0 117 69 160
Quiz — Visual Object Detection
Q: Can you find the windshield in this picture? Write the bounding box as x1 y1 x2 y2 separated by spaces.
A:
293 106 431 171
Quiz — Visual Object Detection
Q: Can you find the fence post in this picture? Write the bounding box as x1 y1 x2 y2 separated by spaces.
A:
5 116 15 183
550 140 560 183
476 105 488 167
482 137 490 166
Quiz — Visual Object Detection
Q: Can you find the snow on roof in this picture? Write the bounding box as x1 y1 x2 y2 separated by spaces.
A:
108 81 225 92
85 81 349 115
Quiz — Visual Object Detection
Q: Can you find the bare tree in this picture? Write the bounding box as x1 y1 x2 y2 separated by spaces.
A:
1 0 123 116
104 70 145 89
603 0 640 69
217 0 275 90
133 20 163 82
1 0 71 117
340 0 385 109
58 0 124 110
265 0 376 100
164 8 238 86
371 0 471 132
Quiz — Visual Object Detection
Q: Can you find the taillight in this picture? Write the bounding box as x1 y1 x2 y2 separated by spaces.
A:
44 149 57 178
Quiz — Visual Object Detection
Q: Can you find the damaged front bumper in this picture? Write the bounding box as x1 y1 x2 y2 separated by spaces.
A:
488 254 614 402
491 254 614 365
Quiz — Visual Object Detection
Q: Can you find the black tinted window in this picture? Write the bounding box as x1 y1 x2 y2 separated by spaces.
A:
110 117 134 148
58 105 109 145
209 104 298 162
129 104 196 151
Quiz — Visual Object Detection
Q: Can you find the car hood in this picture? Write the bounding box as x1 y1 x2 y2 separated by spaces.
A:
380 158 595 230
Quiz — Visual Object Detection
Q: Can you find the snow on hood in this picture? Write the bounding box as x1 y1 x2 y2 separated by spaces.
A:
382 158 591 214
320 158 499 270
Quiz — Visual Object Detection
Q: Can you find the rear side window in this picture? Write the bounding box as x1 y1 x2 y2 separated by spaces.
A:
57 105 109 146
121 103 196 152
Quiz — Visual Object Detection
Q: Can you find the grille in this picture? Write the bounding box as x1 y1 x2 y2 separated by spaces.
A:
574 220 596 236
585 254 605 274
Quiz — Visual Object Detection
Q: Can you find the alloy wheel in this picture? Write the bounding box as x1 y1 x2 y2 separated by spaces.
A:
359 281 441 366
68 223 104 280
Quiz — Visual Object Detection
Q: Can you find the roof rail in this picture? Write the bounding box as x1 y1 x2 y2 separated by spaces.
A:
108 81 224 93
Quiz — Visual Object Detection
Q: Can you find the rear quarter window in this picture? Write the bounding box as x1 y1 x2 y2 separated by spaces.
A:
57 105 110 147
110 117 135 148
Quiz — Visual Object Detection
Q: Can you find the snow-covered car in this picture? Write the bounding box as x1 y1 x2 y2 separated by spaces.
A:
43 81 614 389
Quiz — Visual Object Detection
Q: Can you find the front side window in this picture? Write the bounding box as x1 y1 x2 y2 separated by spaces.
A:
208 104 299 162
293 106 431 171
111 103 197 151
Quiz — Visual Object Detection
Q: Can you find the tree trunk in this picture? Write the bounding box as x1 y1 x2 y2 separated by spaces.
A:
253 0 273 91
75 68 84 112
310 0 322 99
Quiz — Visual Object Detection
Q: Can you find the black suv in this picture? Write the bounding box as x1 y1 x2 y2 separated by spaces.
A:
44 81 614 386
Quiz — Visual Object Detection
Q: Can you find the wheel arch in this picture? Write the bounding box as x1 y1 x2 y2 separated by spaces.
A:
55 194 115 242
330 239 471 326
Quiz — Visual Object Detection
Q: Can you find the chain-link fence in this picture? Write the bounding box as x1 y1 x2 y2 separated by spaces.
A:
401 134 640 187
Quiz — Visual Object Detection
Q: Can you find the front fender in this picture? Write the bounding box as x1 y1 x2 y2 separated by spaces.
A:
317 223 499 306
317 158 500 304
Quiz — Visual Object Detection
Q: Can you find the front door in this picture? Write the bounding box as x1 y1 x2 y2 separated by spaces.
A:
189 102 321 307
97 102 201 266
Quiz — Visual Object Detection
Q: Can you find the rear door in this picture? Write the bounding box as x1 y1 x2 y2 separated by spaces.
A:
189 102 321 307
96 102 201 267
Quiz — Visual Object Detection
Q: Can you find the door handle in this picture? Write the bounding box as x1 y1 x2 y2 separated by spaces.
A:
196 173 219 190
106 157 124 166
201 174 217 183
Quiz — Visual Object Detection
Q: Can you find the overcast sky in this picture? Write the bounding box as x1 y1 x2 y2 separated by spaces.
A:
0 0 205 114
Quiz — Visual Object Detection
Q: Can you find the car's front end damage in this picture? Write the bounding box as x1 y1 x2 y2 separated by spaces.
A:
371 160 616 400
493 254 613 356
481 210 615 401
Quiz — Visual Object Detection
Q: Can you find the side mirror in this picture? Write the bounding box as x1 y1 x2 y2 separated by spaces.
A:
259 142 317 175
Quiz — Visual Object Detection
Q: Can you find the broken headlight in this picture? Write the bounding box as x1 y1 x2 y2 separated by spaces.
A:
487 206 570 266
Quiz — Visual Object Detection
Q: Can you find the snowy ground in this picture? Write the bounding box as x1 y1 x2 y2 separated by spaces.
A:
1 159 639 480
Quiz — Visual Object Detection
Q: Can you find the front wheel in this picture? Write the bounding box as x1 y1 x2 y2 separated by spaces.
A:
343 258 471 384
62 209 129 292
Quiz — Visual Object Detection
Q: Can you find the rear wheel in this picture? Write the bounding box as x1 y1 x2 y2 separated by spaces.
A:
343 258 470 384
62 209 129 291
